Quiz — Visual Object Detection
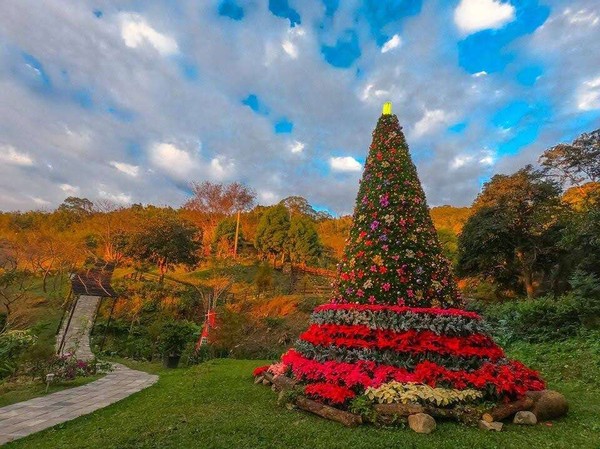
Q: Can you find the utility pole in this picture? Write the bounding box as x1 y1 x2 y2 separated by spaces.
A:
233 210 241 259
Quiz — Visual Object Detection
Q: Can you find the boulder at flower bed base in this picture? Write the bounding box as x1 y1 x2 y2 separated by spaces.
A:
252 103 565 432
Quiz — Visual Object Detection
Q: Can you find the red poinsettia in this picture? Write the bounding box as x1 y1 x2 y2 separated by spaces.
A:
252 365 270 377
299 324 504 360
282 350 545 400
305 383 356 405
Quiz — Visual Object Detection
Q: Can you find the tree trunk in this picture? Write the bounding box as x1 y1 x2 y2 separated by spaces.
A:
295 396 362 427
373 403 424 416
159 258 167 283
42 269 49 293
233 210 241 259
522 270 535 298
482 397 534 422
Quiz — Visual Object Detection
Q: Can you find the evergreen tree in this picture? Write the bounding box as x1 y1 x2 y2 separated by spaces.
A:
254 204 290 265
212 217 243 256
287 216 322 266
334 113 461 308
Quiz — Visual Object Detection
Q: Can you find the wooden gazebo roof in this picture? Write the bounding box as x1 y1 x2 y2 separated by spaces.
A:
70 262 116 297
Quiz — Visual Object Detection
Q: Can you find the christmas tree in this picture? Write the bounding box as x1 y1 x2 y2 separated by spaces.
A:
333 105 460 308
255 103 545 413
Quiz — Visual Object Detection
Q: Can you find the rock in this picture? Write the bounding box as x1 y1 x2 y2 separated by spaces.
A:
526 390 568 421
408 413 436 434
277 390 288 404
513 411 537 425
254 376 264 384
481 397 534 422
478 420 503 431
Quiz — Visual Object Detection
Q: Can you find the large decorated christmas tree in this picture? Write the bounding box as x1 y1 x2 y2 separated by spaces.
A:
254 104 547 424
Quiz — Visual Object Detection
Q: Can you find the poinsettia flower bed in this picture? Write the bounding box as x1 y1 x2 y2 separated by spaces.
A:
305 382 356 405
299 324 504 360
251 110 555 429
295 341 495 372
314 303 481 319
311 303 490 336
282 349 545 400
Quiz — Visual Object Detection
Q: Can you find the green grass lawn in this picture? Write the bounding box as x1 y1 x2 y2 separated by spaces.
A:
6 336 600 449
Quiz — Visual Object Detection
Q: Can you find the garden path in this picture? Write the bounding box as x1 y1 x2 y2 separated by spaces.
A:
0 363 158 445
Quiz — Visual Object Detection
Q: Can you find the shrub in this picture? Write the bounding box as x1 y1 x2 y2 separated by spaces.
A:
158 321 197 357
483 296 581 343
19 342 55 379
0 330 37 379
42 354 111 381
570 271 600 328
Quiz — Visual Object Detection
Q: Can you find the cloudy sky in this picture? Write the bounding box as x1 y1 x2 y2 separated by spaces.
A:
1 0 599 214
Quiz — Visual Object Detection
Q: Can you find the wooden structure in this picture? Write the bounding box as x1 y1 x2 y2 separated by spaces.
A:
56 262 116 360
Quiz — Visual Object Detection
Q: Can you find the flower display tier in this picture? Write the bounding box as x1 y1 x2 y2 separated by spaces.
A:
282 303 544 404
253 105 556 430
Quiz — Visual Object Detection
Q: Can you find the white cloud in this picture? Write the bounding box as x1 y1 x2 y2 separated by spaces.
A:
31 196 50 206
479 154 495 165
454 0 516 35
210 156 235 180
0 145 34 166
259 190 278 204
98 189 132 204
120 13 178 55
360 84 390 102
381 34 402 53
413 109 451 137
450 155 474 169
149 142 197 178
290 140 305 153
59 184 80 195
329 156 362 172
577 76 600 110
282 40 298 58
472 71 488 77
565 8 600 26
110 161 140 177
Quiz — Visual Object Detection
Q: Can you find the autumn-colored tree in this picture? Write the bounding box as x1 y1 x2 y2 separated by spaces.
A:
316 215 352 263
430 206 472 234
0 243 33 333
458 166 565 298
126 209 201 282
183 181 255 255
540 128 600 187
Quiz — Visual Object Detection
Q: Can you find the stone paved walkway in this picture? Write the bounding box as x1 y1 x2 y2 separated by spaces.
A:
0 364 158 445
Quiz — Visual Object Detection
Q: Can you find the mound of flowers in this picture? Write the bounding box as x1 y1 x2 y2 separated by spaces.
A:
253 106 554 430
260 303 545 407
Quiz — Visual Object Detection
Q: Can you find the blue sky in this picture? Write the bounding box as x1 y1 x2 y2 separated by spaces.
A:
0 0 599 214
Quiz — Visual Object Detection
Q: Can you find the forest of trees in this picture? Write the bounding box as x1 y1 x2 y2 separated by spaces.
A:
0 128 599 334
